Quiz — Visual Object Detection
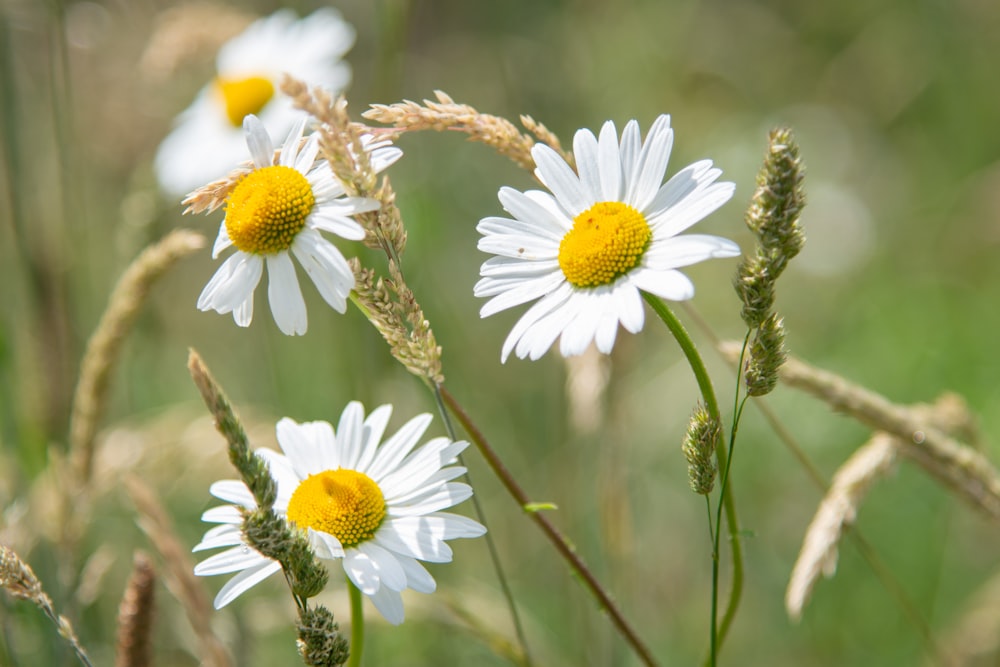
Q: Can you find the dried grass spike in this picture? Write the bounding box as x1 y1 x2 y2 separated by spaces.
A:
70 229 206 487
1 545 94 666
125 476 232 667
115 552 157 667
363 90 556 172
785 433 897 621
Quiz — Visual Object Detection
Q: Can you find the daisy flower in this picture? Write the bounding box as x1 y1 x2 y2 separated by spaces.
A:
193 402 486 625
197 114 400 335
155 8 354 196
475 115 741 362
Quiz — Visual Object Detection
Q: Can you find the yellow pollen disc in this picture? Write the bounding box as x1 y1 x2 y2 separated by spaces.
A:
224 165 314 254
558 201 652 287
215 76 275 127
286 469 387 548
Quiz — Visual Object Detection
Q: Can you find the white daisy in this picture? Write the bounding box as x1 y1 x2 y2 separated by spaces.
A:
155 8 355 196
197 114 401 335
192 402 486 625
475 115 741 362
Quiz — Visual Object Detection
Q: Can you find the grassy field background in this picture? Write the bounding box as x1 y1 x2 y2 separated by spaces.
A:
3 0 1000 664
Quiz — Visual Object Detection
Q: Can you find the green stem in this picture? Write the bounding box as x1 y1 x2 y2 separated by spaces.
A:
346 580 365 667
642 293 744 662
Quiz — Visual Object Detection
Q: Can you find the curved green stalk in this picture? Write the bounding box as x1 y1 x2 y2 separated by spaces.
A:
346 580 365 667
642 293 744 661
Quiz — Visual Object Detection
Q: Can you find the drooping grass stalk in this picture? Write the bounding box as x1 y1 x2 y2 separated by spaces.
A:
642 292 744 665
439 386 659 667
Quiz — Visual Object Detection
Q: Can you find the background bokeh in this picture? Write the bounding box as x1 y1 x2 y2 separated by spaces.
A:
2 0 1000 665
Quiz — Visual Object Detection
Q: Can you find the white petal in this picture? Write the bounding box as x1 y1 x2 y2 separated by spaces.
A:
499 282 574 363
572 127 602 201
478 255 561 279
618 120 642 189
212 222 232 259
279 116 308 167
645 159 716 216
477 213 564 243
594 312 619 353
251 450 301 511
515 289 583 361
644 234 741 269
266 252 307 335
531 143 590 214
477 271 565 318
243 115 274 169
275 419 335 477
383 465 469 505
308 528 345 559
558 294 607 358
201 505 243 525
193 524 244 552
212 560 283 609
387 483 473 517
209 480 255 508
627 114 673 211
477 233 559 261
367 584 405 625
367 413 433 482
291 231 353 313
428 512 488 539
336 401 365 470
356 404 393 474
380 438 465 500
342 547 380 595
233 292 254 327
650 180 735 238
597 120 623 201
358 541 407 591
374 520 453 563
195 545 269 576
616 280 645 333
197 253 263 317
395 555 436 593
629 268 695 301
308 207 370 240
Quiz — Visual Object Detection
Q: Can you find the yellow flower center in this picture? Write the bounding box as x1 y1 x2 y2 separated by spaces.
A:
216 76 275 127
286 469 387 548
224 165 314 254
558 201 652 287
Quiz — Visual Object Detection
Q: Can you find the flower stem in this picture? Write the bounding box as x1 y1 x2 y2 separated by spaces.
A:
642 292 744 663
346 580 365 667
439 386 659 667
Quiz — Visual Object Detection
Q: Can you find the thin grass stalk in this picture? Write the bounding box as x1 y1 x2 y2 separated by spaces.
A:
432 385 533 666
439 386 659 667
642 293 744 662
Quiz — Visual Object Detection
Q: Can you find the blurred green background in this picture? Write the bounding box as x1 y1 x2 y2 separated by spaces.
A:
2 0 1000 664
